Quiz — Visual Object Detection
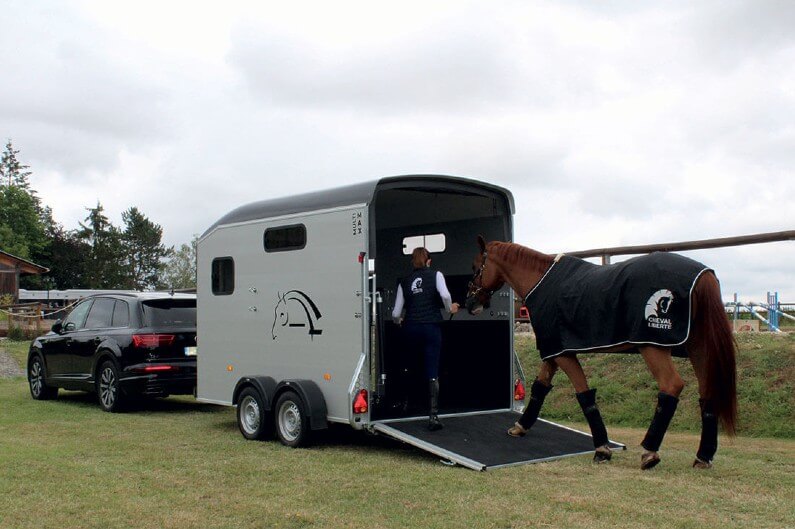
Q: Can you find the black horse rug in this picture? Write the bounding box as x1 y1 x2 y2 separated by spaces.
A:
524 252 710 360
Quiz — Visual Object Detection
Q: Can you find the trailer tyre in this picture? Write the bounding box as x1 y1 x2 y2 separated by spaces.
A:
237 387 272 440
275 390 311 448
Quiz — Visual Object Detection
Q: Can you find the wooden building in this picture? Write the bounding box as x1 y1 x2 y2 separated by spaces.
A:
0 250 49 302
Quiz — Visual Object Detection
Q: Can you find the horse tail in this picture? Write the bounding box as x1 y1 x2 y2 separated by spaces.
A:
692 271 738 436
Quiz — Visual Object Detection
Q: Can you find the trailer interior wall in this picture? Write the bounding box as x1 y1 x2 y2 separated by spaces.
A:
370 186 513 420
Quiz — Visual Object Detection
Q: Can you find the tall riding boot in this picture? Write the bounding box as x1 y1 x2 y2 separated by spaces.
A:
428 378 443 431
576 388 612 462
694 398 718 468
640 391 679 469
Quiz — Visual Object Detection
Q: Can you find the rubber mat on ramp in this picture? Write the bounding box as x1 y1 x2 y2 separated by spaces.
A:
372 410 625 471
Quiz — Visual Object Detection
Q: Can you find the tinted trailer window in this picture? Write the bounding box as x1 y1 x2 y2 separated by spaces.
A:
142 300 197 327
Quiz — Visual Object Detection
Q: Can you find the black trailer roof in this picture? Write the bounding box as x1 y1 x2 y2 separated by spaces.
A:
202 175 514 236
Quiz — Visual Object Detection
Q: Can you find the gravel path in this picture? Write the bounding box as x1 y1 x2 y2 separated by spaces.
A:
0 346 25 378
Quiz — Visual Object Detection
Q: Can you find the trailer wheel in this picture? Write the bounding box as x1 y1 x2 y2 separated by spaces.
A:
274 390 310 448
237 387 272 440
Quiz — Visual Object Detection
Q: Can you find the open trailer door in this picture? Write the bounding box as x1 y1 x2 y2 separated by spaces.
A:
372 411 625 471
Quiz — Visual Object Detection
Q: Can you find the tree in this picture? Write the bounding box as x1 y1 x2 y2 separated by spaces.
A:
78 202 126 289
159 236 197 290
0 142 46 259
0 140 34 191
121 207 170 290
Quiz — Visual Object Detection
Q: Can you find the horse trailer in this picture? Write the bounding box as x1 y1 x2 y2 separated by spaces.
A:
196 175 621 470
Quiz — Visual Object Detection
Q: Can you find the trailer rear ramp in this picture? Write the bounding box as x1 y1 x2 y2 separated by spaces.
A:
372 411 625 471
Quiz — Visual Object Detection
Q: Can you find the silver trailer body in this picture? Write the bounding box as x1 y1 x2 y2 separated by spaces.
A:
197 175 620 469
197 204 368 423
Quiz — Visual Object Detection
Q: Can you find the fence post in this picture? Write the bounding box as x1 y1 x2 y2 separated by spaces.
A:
733 293 739 322
767 292 780 331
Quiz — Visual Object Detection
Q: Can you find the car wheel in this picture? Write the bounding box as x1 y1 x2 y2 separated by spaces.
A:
237 387 272 440
274 390 311 448
97 360 126 413
28 356 58 400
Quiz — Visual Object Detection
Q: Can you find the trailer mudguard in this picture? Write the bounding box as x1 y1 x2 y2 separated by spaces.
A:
276 379 328 431
232 376 277 410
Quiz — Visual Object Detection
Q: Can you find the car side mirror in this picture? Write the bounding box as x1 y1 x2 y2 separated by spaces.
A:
51 320 63 334
64 322 76 332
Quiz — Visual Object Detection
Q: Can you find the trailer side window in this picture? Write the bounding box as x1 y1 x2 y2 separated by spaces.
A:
212 257 235 295
402 233 446 254
264 224 306 252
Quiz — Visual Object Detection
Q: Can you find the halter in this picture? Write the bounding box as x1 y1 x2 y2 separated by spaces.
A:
467 249 496 300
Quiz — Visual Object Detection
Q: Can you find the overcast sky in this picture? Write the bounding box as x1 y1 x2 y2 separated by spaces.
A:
3 0 794 302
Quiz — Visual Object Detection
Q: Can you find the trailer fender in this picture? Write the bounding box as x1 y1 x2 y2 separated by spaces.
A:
275 379 328 431
232 376 277 410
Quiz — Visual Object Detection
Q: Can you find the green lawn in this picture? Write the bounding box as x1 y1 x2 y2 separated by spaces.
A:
1 337 794 529
514 332 795 439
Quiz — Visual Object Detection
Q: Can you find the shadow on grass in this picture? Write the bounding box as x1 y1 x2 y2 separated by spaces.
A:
52 390 225 415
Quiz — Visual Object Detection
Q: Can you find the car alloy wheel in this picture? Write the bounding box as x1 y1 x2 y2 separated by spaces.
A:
28 356 57 400
97 361 124 412
29 359 44 397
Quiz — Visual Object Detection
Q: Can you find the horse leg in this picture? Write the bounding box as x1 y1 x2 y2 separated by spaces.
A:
508 360 557 437
689 348 717 469
556 355 612 463
639 346 685 470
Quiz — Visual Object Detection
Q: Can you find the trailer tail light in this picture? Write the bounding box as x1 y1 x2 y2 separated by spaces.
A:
133 334 175 348
514 379 526 401
353 389 368 414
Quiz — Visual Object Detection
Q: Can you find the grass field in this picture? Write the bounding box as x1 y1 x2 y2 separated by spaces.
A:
1 337 794 529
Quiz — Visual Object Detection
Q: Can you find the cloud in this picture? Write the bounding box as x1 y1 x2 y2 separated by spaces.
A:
1 2 173 176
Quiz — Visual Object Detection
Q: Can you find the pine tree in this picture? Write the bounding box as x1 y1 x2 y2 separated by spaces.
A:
121 207 171 290
78 202 126 289
1 140 36 198
0 141 46 259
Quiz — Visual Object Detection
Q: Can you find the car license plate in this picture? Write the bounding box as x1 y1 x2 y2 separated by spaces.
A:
184 346 197 356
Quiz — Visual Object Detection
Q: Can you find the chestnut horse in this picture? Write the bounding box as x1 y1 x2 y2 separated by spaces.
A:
465 237 737 469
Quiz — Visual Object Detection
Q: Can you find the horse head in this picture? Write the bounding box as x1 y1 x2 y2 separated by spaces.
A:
271 292 288 340
644 289 674 319
465 235 505 315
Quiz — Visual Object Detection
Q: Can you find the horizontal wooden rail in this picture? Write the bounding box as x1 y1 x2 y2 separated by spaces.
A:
566 230 795 263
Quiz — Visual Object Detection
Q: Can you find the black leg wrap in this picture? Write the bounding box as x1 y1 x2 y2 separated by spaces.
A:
517 379 553 430
696 399 718 463
576 388 609 448
641 392 679 452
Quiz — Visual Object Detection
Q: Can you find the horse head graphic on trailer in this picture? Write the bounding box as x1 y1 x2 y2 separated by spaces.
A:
271 290 323 340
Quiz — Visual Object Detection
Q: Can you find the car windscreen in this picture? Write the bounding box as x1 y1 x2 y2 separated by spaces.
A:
141 299 197 327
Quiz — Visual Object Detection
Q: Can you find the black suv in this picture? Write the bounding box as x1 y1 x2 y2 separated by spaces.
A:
27 292 197 412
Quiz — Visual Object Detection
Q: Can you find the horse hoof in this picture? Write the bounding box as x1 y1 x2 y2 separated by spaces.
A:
507 422 527 437
692 458 713 469
593 445 612 463
641 450 661 470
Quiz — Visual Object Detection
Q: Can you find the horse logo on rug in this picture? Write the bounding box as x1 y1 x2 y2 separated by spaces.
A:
645 289 674 330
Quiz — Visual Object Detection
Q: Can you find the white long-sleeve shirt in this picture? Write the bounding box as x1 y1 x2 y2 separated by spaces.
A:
392 271 454 321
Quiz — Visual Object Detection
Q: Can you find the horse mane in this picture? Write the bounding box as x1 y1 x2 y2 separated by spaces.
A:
488 241 554 274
